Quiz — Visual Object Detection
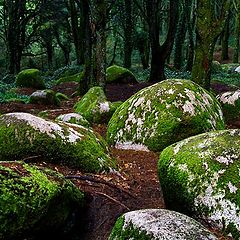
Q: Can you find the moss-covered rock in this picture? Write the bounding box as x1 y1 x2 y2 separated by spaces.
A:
56 113 90 128
109 209 217 240
74 86 120 124
55 72 83 85
29 89 59 105
0 112 115 173
106 65 137 83
107 79 225 152
217 90 240 120
0 161 84 240
16 69 45 89
29 90 69 106
158 129 240 238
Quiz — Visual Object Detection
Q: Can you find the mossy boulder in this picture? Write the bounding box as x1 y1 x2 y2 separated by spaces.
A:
158 129 240 238
106 65 137 83
16 69 45 89
29 89 58 105
0 161 84 240
55 72 83 85
217 90 240 120
0 112 115 172
56 113 90 128
107 79 225 152
74 86 121 124
109 209 217 240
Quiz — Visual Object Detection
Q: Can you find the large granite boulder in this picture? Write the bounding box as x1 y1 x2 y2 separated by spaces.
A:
158 129 240 239
106 65 137 83
217 90 240 120
74 86 122 124
107 79 225 152
16 69 45 89
0 161 84 239
0 112 115 172
109 209 217 239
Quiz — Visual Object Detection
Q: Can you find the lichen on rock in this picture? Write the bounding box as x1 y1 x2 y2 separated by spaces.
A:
107 79 225 152
56 113 90 127
158 129 240 238
109 209 217 239
0 112 115 173
0 161 84 239
217 90 240 120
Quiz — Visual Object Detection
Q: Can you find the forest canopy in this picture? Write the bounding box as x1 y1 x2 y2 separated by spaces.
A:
0 0 239 92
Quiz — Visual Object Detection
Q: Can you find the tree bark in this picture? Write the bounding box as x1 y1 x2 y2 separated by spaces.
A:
233 1 240 63
147 0 179 83
192 0 230 90
123 0 133 68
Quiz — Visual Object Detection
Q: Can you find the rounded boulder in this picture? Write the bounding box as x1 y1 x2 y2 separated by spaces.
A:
158 129 240 238
109 209 217 240
0 112 115 172
107 79 225 152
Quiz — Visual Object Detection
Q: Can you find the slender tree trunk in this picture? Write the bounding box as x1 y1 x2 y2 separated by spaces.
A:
233 3 240 63
174 4 187 70
221 12 230 61
68 0 84 65
123 0 133 68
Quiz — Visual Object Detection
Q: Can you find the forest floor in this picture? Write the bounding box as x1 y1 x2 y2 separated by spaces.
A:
0 81 238 240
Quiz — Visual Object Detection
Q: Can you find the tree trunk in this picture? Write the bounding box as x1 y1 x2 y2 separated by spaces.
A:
233 3 240 63
221 12 230 61
173 6 187 70
147 0 179 83
123 0 133 68
68 0 84 65
192 0 230 90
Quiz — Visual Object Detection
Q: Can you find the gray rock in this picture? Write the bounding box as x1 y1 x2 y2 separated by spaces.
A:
109 209 217 239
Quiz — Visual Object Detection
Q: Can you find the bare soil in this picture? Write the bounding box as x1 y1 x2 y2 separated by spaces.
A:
0 81 237 240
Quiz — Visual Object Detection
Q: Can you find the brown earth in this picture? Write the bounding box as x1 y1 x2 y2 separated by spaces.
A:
0 81 237 240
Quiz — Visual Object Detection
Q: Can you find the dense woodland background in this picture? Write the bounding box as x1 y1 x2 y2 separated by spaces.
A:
0 0 239 94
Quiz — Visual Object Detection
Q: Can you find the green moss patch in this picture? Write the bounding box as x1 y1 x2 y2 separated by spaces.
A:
158 129 240 238
0 161 84 239
107 79 225 152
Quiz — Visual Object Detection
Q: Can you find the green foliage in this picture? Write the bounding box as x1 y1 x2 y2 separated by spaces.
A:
51 65 84 81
